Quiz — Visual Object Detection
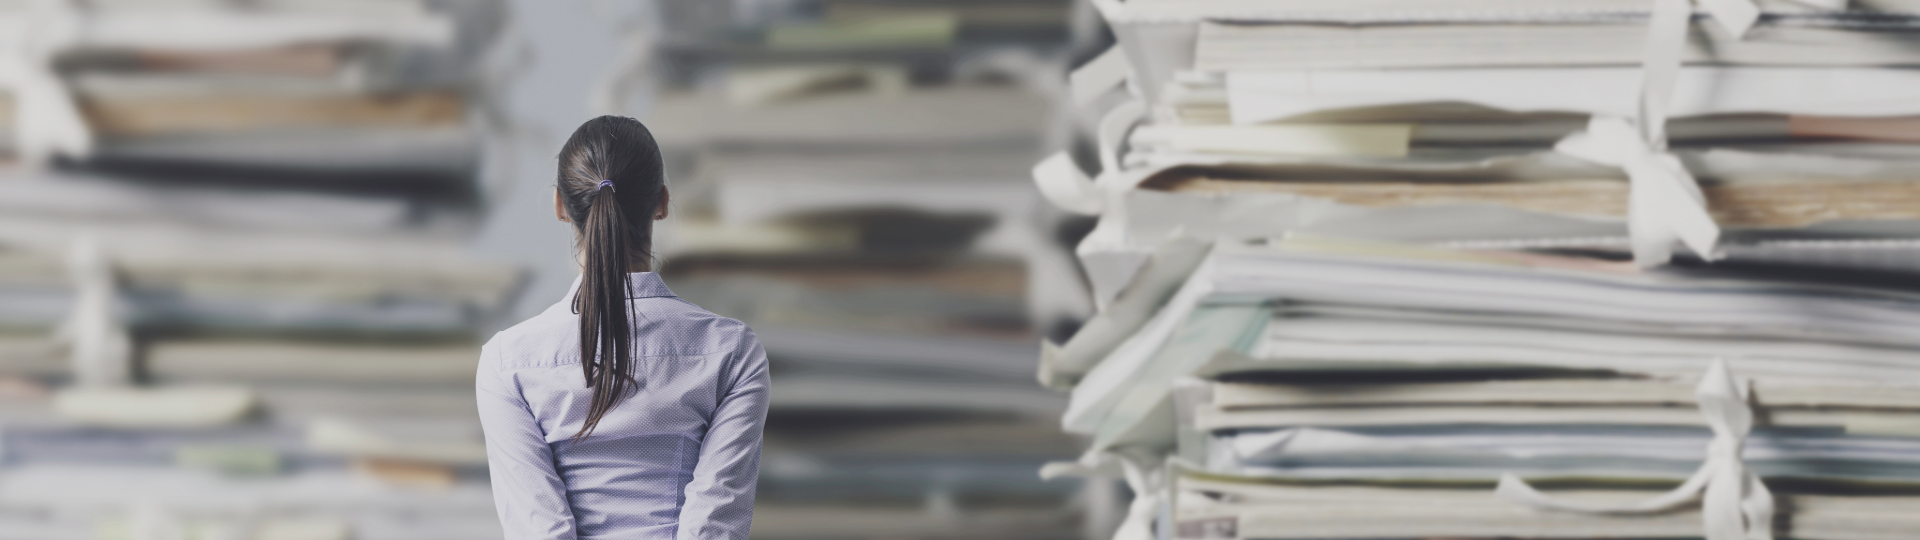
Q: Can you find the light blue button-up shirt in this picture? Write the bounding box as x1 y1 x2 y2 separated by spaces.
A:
478 273 769 540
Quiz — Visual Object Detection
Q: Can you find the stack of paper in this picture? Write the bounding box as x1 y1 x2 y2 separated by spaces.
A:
648 83 1065 414
0 1 488 176
643 0 1091 535
641 0 1096 412
1172 475 1920 540
1034 2 1920 536
1043 0 1920 283
0 0 519 338
1036 238 1920 540
0 2 519 538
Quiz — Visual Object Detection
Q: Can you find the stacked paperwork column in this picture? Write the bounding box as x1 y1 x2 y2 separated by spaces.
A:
642 1 1096 537
0 2 520 538
1038 1 1920 540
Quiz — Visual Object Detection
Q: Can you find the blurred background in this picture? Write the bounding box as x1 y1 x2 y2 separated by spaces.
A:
17 2 1920 540
0 1 1116 539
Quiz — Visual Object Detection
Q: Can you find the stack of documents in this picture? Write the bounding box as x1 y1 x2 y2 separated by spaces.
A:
1043 0 1920 282
643 0 1092 414
0 0 518 337
644 1 1089 536
648 83 1064 414
1037 237 1920 540
1171 475 1920 540
1037 3 1920 535
0 0 488 180
0 2 518 539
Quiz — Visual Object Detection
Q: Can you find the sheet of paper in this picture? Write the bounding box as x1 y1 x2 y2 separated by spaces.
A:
1197 22 1920 72
1131 124 1412 157
1229 67 1920 125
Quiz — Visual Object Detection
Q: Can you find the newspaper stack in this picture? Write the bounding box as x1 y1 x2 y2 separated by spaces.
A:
1036 1 1920 539
0 2 520 539
642 0 1092 537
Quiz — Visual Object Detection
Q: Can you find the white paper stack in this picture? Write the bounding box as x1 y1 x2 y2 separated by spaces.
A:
1034 1 1920 538
642 0 1092 535
640 0 1099 415
1042 0 1920 290
646 82 1068 416
0 0 492 176
0 2 523 539
0 0 521 338
1037 237 1920 540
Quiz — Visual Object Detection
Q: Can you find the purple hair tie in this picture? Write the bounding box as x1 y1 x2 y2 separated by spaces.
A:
596 179 616 192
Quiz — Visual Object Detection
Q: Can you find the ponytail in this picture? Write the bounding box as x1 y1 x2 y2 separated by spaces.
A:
571 183 636 441
554 116 665 442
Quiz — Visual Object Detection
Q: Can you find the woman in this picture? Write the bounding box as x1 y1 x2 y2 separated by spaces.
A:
478 116 769 540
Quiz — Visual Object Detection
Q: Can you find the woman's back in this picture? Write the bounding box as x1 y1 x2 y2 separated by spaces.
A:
478 271 769 540
479 115 768 540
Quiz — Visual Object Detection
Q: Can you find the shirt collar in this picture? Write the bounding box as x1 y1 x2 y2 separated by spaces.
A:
562 272 678 303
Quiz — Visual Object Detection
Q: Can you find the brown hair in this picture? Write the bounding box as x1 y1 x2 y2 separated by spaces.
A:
554 115 665 441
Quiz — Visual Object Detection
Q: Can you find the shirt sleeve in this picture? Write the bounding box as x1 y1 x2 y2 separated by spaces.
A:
677 331 772 540
477 344 579 540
